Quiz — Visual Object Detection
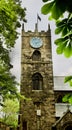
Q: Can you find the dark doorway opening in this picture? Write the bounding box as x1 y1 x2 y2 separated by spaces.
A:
23 121 27 130
65 125 72 130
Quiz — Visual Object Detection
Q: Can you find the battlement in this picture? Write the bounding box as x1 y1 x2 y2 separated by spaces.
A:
21 23 51 37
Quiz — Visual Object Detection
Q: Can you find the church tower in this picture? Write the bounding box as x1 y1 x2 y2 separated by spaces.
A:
20 23 55 130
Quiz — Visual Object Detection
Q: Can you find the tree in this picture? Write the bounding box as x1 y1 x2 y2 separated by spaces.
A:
0 0 26 47
41 0 72 103
41 0 72 57
0 99 19 127
0 0 26 105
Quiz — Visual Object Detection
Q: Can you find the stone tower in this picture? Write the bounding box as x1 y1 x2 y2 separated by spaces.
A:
20 23 55 130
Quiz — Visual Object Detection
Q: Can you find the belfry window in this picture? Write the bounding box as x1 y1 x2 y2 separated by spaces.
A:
32 73 43 90
32 50 41 61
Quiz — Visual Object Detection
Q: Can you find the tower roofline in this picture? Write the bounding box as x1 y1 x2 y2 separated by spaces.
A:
21 23 51 34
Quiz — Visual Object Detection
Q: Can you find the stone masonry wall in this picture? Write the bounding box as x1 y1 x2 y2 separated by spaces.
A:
20 29 56 130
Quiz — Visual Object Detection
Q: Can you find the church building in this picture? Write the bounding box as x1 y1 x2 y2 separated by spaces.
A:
20 23 72 130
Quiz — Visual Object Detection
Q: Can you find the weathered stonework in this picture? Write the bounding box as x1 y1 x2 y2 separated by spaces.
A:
52 110 72 130
20 24 56 130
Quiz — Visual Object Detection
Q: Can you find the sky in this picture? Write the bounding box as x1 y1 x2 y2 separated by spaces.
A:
10 0 72 82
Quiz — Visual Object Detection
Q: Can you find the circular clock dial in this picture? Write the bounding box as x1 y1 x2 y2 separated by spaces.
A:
30 37 43 48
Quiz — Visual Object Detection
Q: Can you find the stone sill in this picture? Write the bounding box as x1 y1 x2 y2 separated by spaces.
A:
32 90 43 92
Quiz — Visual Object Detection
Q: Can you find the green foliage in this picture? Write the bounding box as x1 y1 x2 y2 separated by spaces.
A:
0 0 26 48
62 77 72 104
0 43 12 68
62 94 72 104
41 0 72 103
0 99 19 127
41 0 72 19
0 0 26 105
64 76 72 87
55 31 72 57
41 0 65 20
42 0 48 2
0 59 19 101
55 16 72 36
41 0 72 58
55 14 72 58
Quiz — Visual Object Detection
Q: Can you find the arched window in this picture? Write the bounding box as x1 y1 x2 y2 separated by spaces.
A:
32 73 43 90
32 50 41 61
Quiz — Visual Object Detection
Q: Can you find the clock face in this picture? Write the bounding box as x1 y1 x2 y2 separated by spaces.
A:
30 37 43 48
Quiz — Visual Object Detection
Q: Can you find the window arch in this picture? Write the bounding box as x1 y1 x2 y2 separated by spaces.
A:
32 73 43 90
32 50 41 61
